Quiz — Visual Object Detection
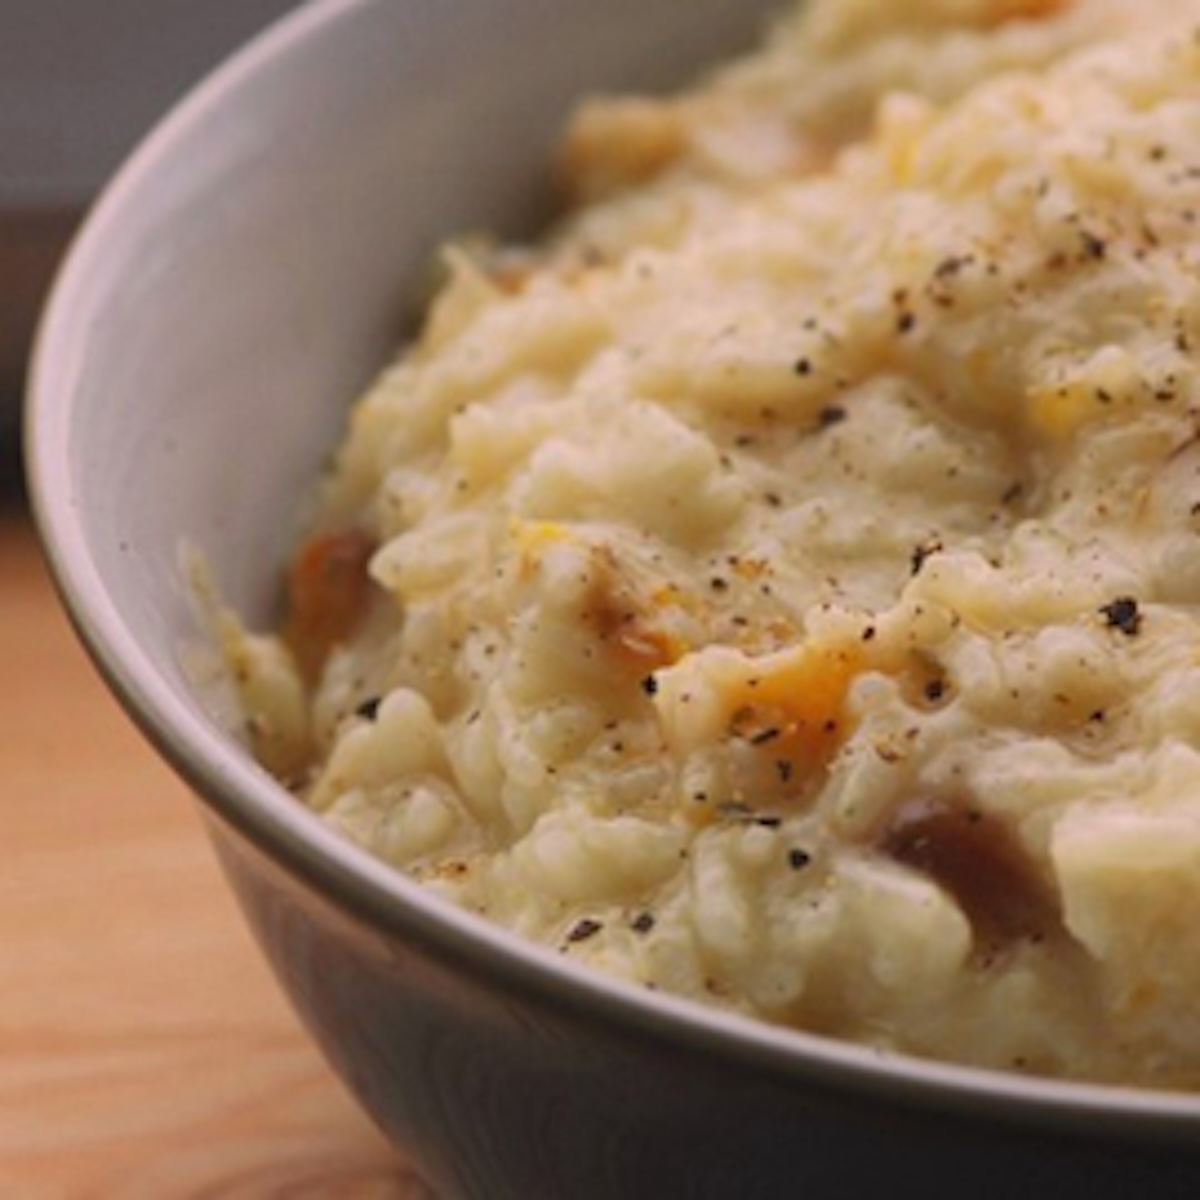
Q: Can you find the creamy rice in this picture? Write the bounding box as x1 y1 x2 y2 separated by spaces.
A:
225 0 1200 1086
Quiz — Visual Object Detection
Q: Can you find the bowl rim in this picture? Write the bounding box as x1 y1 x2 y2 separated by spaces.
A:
25 0 1200 1145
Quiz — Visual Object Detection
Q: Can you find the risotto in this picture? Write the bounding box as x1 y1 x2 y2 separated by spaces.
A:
223 0 1200 1085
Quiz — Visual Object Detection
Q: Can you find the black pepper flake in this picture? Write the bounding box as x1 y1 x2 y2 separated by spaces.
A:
910 538 944 576
641 674 659 696
776 759 794 784
566 918 603 944
794 357 813 377
631 912 656 935
818 405 847 428
749 727 782 746
710 576 729 592
861 624 877 641
787 848 812 871
923 678 947 703
355 696 382 721
1100 596 1142 637
1079 230 1107 260
933 254 972 280
896 311 917 335
719 801 781 828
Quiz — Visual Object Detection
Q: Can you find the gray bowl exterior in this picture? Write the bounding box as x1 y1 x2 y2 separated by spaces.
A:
214 819 1200 1199
26 1 1200 1196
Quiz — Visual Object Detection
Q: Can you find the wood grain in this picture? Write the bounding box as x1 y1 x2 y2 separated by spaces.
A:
0 511 435 1199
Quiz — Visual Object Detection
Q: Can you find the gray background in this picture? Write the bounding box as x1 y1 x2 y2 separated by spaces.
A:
1 0 301 486
0 0 301 205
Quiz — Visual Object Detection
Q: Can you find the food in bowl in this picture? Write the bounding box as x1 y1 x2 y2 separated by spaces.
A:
221 0 1200 1087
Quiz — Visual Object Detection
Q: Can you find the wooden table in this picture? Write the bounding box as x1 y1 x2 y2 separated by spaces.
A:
0 506 432 1198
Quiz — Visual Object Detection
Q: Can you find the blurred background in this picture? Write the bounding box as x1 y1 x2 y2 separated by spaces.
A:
0 0 300 494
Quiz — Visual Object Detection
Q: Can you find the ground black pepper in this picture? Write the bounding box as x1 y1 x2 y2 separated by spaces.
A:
1100 596 1142 636
787 848 812 870
567 918 603 944
1079 229 1107 260
911 538 944 575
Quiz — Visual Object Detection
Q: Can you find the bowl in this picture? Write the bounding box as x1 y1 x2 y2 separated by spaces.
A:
26 2 1200 1196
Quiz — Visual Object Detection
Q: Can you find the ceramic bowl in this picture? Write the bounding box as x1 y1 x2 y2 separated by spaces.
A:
26 2 1200 1196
